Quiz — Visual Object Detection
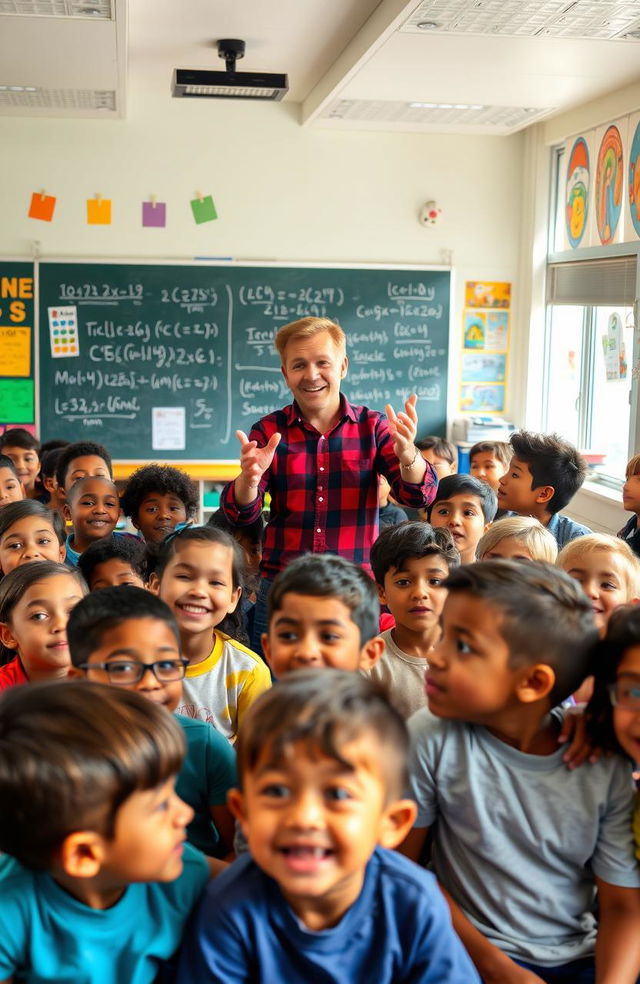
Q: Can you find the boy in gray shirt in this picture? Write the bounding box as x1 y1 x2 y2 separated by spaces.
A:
401 559 640 984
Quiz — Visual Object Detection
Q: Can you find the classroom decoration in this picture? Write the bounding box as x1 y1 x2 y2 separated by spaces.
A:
47 306 79 358
190 193 217 224
460 281 511 413
0 325 31 376
142 198 167 228
0 263 36 430
564 137 590 249
38 262 451 460
0 379 34 424
28 191 56 222
627 113 640 241
594 124 624 246
87 196 112 225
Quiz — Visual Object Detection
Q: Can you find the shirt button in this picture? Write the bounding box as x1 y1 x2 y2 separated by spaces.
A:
317 528 322 533
318 497 324 502
319 466 325 471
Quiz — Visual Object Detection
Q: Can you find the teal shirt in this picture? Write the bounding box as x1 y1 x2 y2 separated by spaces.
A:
0 844 209 983
175 714 237 856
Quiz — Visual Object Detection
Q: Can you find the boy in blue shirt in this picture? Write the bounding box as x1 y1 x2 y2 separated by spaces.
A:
177 670 479 984
0 680 210 983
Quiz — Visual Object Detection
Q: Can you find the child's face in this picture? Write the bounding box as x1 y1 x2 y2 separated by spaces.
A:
134 492 188 544
0 515 65 574
63 455 110 492
470 452 506 492
561 549 632 635
481 536 534 561
151 540 241 638
65 478 120 547
623 472 640 515
88 558 146 591
262 593 372 676
611 644 640 763
235 531 262 577
229 733 412 929
379 555 448 638
2 445 39 493
79 617 184 712
0 466 24 508
0 573 85 678
430 493 489 562
419 448 455 479
497 457 542 514
378 475 391 507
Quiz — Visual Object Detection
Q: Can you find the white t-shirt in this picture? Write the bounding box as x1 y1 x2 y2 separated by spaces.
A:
368 629 428 720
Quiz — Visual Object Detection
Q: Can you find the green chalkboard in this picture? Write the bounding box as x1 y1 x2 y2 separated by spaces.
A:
38 262 450 459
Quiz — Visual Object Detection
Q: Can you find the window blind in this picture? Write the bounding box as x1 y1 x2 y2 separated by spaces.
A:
547 256 637 306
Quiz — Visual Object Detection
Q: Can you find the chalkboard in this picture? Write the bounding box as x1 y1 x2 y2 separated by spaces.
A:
38 262 450 459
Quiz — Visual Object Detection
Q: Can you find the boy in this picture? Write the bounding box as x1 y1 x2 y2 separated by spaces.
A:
176 670 480 983
0 680 210 983
370 522 459 718
55 440 113 494
416 435 457 478
39 445 68 518
68 586 237 857
0 427 40 499
429 473 497 564
78 533 148 589
261 553 384 677
63 475 121 564
0 454 24 508
558 533 640 637
402 560 640 983
121 464 199 545
497 430 591 547
468 439 512 492
619 452 640 557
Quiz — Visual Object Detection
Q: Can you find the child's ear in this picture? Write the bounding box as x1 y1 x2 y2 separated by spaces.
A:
62 502 73 524
376 582 387 606
66 665 85 679
0 622 18 651
57 542 66 563
378 798 418 849
261 633 273 670
43 475 55 494
147 572 160 595
227 586 242 614
516 663 555 704
57 830 106 879
359 635 384 672
534 484 555 506
227 788 248 835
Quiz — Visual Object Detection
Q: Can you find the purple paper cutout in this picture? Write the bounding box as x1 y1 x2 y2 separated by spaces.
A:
142 201 166 228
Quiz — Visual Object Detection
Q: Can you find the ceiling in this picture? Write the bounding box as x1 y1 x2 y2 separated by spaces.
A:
1 0 640 135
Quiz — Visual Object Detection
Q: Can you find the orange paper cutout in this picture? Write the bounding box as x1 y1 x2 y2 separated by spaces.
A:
28 193 56 222
87 198 112 225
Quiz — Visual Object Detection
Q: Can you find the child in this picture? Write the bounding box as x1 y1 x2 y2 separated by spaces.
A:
55 439 113 493
0 560 87 690
63 475 121 565
0 453 24 508
370 522 459 719
403 559 640 983
149 526 270 742
468 439 512 491
497 430 591 546
0 500 66 574
39 445 68 517
121 464 199 545
378 474 408 529
176 670 480 984
208 507 266 581
557 533 640 637
261 553 384 678
619 452 640 557
0 680 209 983
429 473 497 564
416 435 457 478
476 515 558 562
68 586 237 858
78 533 148 590
0 427 40 499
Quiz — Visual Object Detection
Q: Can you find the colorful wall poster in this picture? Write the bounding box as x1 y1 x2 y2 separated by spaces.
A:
461 353 506 383
460 383 505 413
0 325 31 376
485 311 510 352
564 135 591 249
463 311 487 349
0 263 35 428
592 121 625 246
48 306 79 358
626 112 640 241
464 281 511 309
602 312 627 380
0 379 34 423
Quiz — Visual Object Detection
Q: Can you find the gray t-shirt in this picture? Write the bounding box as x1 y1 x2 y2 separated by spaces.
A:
368 629 428 720
407 709 640 967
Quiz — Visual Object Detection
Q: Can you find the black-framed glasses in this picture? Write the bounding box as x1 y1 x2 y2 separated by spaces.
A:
608 679 640 712
79 658 189 686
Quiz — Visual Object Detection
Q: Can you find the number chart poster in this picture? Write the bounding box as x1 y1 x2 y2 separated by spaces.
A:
0 263 35 428
460 282 511 414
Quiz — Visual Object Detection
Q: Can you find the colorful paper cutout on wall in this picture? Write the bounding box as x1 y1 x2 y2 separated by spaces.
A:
142 201 167 228
28 192 56 222
87 197 112 225
190 195 217 224
0 423 36 436
628 117 640 239
595 125 623 245
48 306 79 358
565 137 590 248
464 281 511 309
485 311 509 351
0 379 34 423
0 325 31 376
462 353 506 383
463 311 487 349
460 383 505 413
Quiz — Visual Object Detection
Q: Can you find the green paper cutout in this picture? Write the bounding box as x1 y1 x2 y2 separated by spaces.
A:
0 379 34 423
190 195 217 224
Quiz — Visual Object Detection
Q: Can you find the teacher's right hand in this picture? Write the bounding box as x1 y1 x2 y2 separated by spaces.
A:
235 430 281 489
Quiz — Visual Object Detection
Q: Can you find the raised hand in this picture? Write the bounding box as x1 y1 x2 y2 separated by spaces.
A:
385 393 419 465
235 429 281 491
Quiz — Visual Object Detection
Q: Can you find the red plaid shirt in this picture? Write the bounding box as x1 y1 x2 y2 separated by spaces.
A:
221 397 437 578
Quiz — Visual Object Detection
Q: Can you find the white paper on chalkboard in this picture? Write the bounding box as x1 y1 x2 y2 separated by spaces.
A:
152 407 185 450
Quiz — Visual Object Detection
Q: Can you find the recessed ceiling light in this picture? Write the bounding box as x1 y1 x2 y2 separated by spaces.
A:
409 101 486 111
416 20 440 29
623 28 640 38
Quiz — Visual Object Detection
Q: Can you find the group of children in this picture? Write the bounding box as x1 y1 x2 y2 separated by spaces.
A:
2 414 640 981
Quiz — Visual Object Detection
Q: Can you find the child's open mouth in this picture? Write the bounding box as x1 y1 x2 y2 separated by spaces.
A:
279 845 334 872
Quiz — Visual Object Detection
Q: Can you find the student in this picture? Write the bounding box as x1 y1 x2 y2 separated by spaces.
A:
378 474 408 529
402 559 640 984
416 435 457 478
55 439 113 493
220 316 437 651
0 680 210 984
0 560 87 690
78 533 148 590
121 464 199 545
39 445 68 517
63 475 121 565
0 453 24 508
261 553 384 677
0 500 66 575
208 508 266 581
476 515 558 562
176 670 480 984
149 526 271 742
429 473 497 564
0 427 41 499
370 522 459 719
619 452 640 557
468 439 512 491
557 533 640 637
68 586 237 858
497 430 591 547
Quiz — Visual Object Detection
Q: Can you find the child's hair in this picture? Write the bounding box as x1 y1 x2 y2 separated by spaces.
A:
235 669 409 799
39 446 65 483
416 435 457 468
120 464 199 523
67 585 179 667
0 499 66 546
39 439 70 456
586 604 640 754
476 516 558 562
509 431 587 514
625 454 640 479
0 427 40 454
154 526 246 642
429 473 497 523
444 560 598 706
275 316 345 358
0 454 20 482
77 534 149 587
267 553 379 646
0 679 185 869
469 440 513 469
207 508 266 547
0 560 87 627
557 533 640 598
370 521 459 585
55 441 113 489
65 473 118 506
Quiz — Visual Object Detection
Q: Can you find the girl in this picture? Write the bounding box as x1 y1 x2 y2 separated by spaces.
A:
121 464 199 545
476 515 558 563
0 500 66 575
149 526 270 742
558 533 640 637
0 455 24 509
0 560 87 689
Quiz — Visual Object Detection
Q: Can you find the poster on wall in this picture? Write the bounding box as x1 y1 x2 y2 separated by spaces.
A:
591 120 626 246
464 281 511 308
602 311 628 380
460 281 511 414
460 383 505 413
563 133 593 250
626 112 640 242
0 262 35 430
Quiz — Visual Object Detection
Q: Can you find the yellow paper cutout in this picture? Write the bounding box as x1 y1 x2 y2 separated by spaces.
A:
87 198 112 225
0 325 31 376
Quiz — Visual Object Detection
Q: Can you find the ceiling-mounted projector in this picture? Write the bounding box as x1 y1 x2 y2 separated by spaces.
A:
172 38 288 101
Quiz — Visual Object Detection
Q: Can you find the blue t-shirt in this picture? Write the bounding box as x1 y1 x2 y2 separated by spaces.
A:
0 843 209 984
176 846 480 984
175 713 236 855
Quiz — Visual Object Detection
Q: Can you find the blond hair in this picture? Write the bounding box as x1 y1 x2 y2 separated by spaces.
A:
557 533 640 599
275 317 346 360
476 516 558 563
626 454 640 479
